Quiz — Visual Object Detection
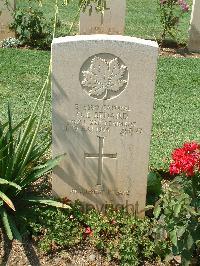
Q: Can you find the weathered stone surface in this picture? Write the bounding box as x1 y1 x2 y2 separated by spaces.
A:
52 35 158 215
79 0 126 35
0 0 15 41
188 0 200 52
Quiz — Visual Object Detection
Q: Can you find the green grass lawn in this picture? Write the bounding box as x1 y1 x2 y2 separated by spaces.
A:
0 49 199 171
16 0 193 43
0 49 50 125
151 57 200 170
126 0 193 43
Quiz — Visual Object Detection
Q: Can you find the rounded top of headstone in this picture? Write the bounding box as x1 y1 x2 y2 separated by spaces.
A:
52 35 159 50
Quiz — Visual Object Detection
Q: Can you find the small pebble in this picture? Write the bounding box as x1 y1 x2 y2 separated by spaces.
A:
89 254 96 261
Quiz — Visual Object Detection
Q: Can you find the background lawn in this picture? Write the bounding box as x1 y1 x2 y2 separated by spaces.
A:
0 49 199 171
151 57 200 170
16 0 193 43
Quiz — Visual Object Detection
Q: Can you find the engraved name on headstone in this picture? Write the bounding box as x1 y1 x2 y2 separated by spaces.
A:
52 35 158 215
79 0 126 35
188 0 200 52
0 0 15 41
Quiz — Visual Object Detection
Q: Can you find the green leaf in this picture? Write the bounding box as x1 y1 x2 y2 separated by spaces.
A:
154 204 161 218
20 154 65 187
0 142 10 155
0 208 13 240
23 196 71 209
10 115 30 135
174 203 182 217
145 205 155 210
186 231 194 250
0 178 22 190
186 206 198 216
196 240 200 247
34 153 65 171
147 172 162 195
142 205 154 212
0 121 8 134
181 249 193 266
0 191 16 211
28 131 51 162
8 215 22 242
169 230 177 246
177 226 187 238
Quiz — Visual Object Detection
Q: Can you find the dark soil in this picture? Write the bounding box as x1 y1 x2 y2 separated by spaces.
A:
159 46 200 58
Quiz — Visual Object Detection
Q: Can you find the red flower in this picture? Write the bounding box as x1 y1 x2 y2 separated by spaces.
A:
178 0 189 12
172 148 186 160
183 142 200 152
61 197 71 204
169 162 181 175
85 227 92 234
83 226 93 238
169 142 200 177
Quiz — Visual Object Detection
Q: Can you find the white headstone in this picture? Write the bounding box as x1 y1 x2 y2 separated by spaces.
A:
52 35 158 215
79 0 126 35
0 0 15 41
188 0 200 52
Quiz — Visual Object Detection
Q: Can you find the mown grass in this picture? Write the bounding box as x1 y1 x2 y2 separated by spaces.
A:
125 0 193 43
0 49 50 126
0 49 199 170
16 0 192 43
151 57 200 170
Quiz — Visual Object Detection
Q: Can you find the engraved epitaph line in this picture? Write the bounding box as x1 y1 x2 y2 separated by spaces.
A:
85 136 117 185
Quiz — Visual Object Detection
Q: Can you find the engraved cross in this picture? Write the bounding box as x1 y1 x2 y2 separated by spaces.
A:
85 136 117 186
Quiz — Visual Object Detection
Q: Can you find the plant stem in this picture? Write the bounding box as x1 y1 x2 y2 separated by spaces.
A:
68 6 82 35
191 175 198 212
15 0 59 181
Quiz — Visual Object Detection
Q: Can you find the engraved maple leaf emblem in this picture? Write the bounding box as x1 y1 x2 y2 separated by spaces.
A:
81 56 128 100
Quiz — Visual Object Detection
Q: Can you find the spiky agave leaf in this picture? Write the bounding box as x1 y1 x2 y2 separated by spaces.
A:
0 0 66 242
22 196 71 209
0 191 16 211
0 208 13 240
20 154 65 188
7 214 22 241
0 208 22 241
0 178 22 190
